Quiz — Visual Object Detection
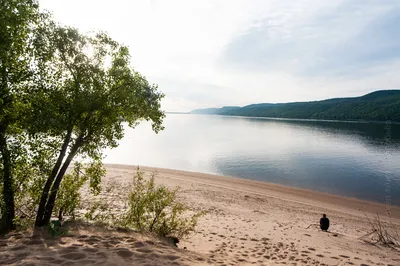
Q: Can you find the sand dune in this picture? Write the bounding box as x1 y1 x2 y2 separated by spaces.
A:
0 222 208 265
1 164 400 265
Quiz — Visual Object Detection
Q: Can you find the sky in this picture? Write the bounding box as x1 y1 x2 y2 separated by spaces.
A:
39 0 400 112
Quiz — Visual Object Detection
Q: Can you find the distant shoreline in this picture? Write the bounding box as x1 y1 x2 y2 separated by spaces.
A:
165 111 189 114
189 90 400 123
186 113 400 125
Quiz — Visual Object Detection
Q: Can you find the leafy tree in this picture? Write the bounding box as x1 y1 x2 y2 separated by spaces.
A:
0 0 41 233
31 26 165 226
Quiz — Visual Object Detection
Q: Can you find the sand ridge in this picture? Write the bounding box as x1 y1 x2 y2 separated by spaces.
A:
0 222 208 265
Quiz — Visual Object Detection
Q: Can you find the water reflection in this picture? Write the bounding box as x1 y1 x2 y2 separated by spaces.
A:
104 114 400 205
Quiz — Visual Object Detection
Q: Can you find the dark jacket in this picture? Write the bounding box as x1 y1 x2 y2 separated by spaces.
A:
320 217 329 230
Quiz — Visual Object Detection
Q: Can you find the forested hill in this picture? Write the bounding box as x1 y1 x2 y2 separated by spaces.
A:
190 90 400 122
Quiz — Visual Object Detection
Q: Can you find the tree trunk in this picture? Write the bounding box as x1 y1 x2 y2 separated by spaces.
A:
35 128 73 227
0 133 16 233
42 136 83 226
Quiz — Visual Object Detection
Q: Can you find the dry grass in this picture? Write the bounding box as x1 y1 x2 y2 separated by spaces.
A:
360 213 400 248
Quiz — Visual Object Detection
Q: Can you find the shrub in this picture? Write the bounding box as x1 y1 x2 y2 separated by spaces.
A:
116 169 203 239
1 159 105 228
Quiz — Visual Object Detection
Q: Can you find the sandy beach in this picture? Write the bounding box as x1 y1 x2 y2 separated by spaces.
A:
1 164 400 265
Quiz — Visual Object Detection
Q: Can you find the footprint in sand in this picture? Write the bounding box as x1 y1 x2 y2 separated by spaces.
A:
133 241 145 248
10 245 25 251
82 247 98 253
58 246 79 254
116 248 134 258
23 239 45 246
136 248 153 254
96 251 108 259
60 252 87 260
2 257 21 264
162 254 180 261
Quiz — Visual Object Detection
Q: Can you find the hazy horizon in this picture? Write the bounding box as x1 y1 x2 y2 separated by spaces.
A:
190 89 400 111
39 0 400 112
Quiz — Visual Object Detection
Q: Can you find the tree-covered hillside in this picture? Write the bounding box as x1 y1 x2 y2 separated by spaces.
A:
190 90 400 122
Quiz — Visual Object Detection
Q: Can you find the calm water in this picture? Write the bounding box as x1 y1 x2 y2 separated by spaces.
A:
104 114 400 205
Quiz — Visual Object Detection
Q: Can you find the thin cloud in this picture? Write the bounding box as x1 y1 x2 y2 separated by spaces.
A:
39 0 400 111
222 1 400 78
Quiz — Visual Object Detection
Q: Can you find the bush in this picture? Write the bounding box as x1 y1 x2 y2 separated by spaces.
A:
1 159 105 228
120 169 203 239
3 161 202 241
84 168 203 239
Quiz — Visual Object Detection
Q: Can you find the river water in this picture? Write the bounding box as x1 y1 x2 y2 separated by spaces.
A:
104 114 400 205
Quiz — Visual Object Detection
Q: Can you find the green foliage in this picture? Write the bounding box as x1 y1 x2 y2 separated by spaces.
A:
13 135 61 218
29 23 165 225
81 169 203 240
85 161 105 196
192 90 400 122
54 161 105 219
1 0 165 230
30 26 165 153
0 0 43 233
3 156 105 226
48 220 65 237
119 169 203 239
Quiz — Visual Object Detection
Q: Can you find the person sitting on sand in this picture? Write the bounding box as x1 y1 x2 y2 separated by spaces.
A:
320 214 330 231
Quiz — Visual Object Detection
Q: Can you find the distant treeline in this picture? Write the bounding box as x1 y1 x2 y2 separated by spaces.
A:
190 90 400 122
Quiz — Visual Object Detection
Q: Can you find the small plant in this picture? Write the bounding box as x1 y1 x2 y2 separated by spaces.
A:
48 220 64 237
54 161 104 221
